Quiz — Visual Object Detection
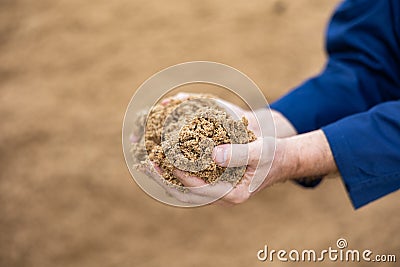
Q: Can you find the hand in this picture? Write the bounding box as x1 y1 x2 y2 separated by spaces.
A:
157 93 296 205
172 130 338 206
270 110 298 138
133 93 336 207
172 137 278 206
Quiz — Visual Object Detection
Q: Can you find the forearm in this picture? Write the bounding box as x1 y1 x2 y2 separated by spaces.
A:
260 130 338 189
282 130 338 179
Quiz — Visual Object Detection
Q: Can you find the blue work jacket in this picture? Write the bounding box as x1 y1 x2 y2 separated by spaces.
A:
271 0 400 209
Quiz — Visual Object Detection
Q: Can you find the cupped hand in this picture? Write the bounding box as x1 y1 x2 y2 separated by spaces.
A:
132 92 295 206
171 137 280 206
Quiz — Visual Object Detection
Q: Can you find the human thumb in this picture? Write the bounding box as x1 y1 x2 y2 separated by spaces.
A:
212 141 261 167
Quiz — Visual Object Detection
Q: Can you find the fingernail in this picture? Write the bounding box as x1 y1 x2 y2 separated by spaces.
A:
161 99 170 105
213 147 227 164
130 134 139 143
173 169 186 178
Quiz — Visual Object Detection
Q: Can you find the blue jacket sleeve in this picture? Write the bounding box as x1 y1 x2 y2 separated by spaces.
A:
322 101 400 209
271 0 400 132
270 0 400 208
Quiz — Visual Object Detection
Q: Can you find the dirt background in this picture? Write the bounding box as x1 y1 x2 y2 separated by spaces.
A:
1 0 399 266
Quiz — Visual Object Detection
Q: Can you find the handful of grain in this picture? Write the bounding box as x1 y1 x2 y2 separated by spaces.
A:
131 95 256 187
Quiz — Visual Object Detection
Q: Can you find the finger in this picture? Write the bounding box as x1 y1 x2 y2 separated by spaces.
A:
161 92 191 105
161 98 171 105
214 99 244 119
173 169 254 206
146 166 214 205
173 169 234 199
175 92 191 100
173 169 207 187
213 137 276 169
212 142 256 167
220 174 252 204
129 133 139 143
247 137 276 192
165 186 215 205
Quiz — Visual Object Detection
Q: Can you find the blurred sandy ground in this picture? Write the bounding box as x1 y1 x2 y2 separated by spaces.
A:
0 0 399 266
